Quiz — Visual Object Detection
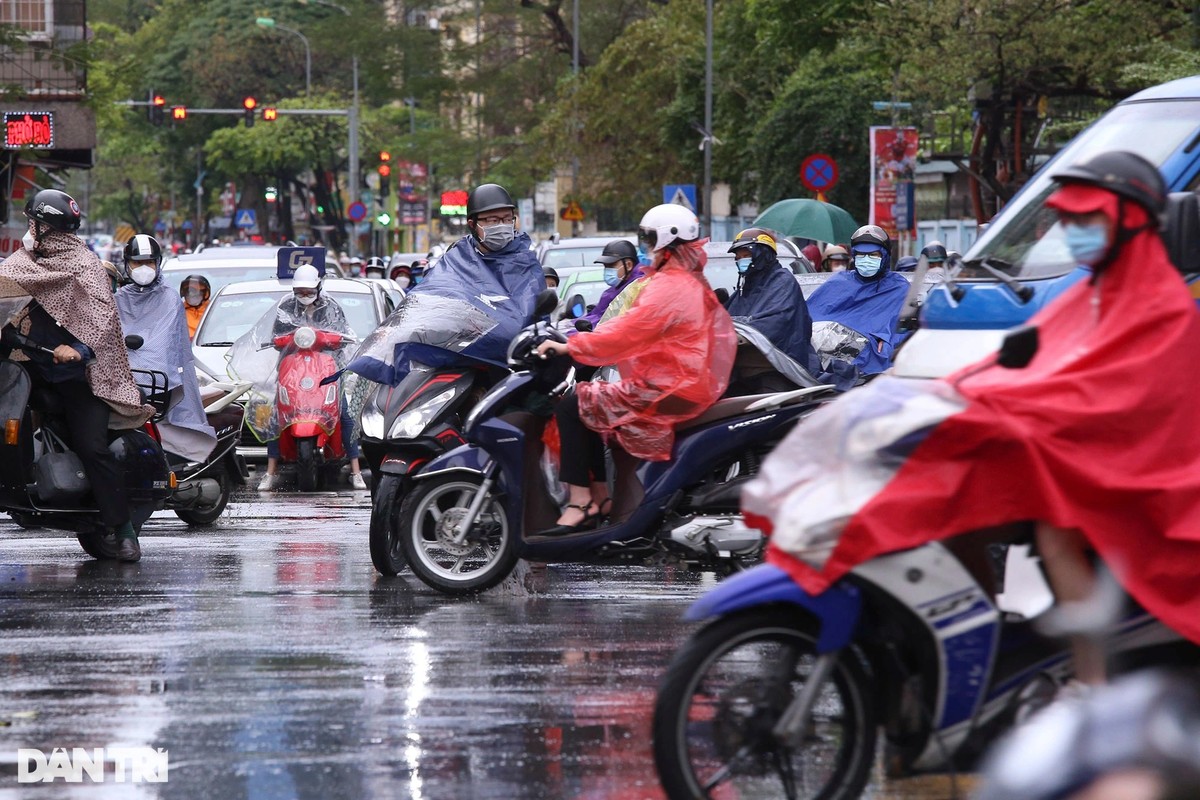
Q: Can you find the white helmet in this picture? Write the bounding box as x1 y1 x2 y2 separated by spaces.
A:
292 263 322 290
638 203 700 252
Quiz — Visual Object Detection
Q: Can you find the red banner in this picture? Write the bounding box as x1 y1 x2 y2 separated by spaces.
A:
869 126 918 238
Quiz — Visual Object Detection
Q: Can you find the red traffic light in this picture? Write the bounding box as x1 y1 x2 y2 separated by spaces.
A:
171 106 187 121
242 96 257 111
378 164 392 178
152 95 166 106
262 107 278 121
379 151 391 162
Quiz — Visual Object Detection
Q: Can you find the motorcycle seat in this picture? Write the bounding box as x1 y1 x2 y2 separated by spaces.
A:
677 394 780 431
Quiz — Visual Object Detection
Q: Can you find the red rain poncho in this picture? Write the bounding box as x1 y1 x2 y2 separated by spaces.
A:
568 240 737 460
764 185 1200 643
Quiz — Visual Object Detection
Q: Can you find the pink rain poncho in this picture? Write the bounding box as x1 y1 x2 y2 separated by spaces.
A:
567 240 737 460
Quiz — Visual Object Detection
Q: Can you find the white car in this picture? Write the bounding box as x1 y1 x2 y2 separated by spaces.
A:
191 277 395 381
161 244 346 300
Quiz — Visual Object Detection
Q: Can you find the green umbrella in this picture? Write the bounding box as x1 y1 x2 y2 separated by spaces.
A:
752 199 859 244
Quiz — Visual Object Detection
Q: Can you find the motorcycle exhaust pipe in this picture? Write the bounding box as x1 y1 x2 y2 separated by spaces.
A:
173 477 222 507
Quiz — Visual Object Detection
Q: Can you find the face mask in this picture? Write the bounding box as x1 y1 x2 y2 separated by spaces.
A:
735 257 752 274
296 293 318 307
185 289 205 307
131 265 157 286
479 223 515 251
854 254 883 278
1063 222 1110 266
413 275 424 285
603 266 621 287
396 277 411 289
22 230 36 251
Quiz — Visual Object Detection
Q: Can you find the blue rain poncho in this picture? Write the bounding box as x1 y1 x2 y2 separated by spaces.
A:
724 248 814 370
344 232 545 386
806 268 911 376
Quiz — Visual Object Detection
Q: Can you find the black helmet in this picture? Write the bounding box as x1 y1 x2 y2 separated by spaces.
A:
180 274 210 298
466 183 516 218
595 239 638 265
542 266 559 283
920 241 948 263
728 227 778 254
1050 151 1167 218
123 233 163 269
850 224 889 250
24 189 82 233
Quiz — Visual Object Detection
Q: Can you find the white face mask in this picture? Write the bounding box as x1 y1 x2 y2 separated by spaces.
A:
131 264 157 286
22 230 36 251
296 293 318 306
395 277 411 289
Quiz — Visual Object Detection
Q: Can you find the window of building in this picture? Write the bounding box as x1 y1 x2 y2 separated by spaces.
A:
1 0 53 40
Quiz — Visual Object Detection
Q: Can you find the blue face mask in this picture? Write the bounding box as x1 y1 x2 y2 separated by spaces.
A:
854 254 883 277
1063 222 1109 266
735 257 752 273
603 266 621 286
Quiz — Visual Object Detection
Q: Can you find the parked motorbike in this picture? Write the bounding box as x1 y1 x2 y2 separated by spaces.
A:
0 329 173 559
395 291 836 596
164 377 252 525
649 330 1197 799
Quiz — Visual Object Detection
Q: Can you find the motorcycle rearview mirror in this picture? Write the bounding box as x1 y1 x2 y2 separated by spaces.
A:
997 325 1039 369
125 334 144 351
533 289 559 318
565 294 586 320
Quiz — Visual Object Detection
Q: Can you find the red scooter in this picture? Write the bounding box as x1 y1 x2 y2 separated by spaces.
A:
272 325 347 492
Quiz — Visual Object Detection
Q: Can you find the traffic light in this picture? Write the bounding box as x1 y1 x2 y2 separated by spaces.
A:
171 106 187 122
376 211 392 226
265 186 278 202
242 96 257 128
262 107 278 122
150 94 165 126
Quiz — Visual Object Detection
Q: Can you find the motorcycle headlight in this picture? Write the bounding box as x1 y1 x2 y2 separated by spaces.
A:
360 401 385 440
387 387 457 440
294 326 317 350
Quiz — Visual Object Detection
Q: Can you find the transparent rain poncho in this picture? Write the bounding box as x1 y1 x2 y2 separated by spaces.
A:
227 295 358 443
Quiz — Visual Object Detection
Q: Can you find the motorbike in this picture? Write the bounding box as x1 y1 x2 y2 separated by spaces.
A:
395 290 837 596
0 328 173 559
163 377 252 525
266 325 351 492
649 330 1197 800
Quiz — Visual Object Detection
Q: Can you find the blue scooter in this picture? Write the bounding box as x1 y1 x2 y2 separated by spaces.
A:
395 291 834 595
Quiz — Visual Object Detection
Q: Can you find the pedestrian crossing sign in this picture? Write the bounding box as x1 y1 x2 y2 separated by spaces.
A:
662 184 697 211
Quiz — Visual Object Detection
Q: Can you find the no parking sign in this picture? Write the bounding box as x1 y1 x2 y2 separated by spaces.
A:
799 154 839 194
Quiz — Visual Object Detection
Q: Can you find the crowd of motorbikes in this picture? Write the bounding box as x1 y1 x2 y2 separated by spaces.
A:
4 238 1197 800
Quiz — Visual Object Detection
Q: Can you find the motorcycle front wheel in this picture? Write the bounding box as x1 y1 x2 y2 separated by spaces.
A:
398 474 518 595
369 474 408 575
296 437 320 492
653 607 877 800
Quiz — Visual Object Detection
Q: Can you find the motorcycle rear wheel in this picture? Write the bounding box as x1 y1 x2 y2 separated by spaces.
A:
76 530 120 560
398 474 517 595
653 607 877 800
174 470 231 527
296 438 320 493
369 474 408 575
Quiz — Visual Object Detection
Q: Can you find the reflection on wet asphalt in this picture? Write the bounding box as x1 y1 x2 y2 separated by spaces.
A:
0 489 971 799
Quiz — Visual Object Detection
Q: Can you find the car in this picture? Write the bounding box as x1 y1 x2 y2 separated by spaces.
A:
190 277 394 382
161 245 345 300
538 235 638 283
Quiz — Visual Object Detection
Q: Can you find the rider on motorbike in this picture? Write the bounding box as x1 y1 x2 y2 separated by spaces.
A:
116 234 216 465
746 151 1200 664
722 227 816 394
257 264 366 490
534 203 737 533
806 224 911 376
0 190 152 562
578 239 645 330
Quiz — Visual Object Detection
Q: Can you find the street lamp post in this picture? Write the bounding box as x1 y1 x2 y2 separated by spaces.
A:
255 17 311 97
703 0 713 237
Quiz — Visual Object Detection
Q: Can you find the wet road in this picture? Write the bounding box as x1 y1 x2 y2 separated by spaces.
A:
0 489 972 799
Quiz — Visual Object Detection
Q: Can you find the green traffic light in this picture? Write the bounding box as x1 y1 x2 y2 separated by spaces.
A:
376 212 392 226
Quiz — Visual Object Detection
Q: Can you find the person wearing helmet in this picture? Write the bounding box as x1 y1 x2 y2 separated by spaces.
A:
756 152 1200 691
389 263 413 288
806 223 912 376
347 256 364 278
364 256 388 279
180 275 212 339
257 263 367 490
822 244 851 272
116 235 217 470
465 183 522 255
542 266 560 291
578 239 645 329
0 190 152 561
723 227 815 392
534 203 736 534
919 241 949 280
